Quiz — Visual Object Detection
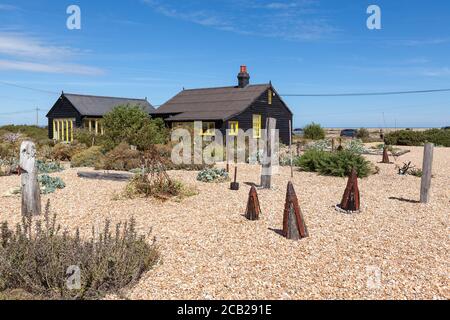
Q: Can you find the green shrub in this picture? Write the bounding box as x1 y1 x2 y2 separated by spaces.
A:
197 168 229 183
423 129 450 147
385 129 450 147
0 203 159 300
96 142 141 171
38 175 66 194
384 130 425 146
71 146 104 168
303 122 326 140
298 150 373 177
102 105 168 151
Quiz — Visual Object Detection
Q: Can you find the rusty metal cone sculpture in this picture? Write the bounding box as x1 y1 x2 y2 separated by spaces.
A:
283 182 308 240
382 146 391 164
245 186 261 221
338 168 360 213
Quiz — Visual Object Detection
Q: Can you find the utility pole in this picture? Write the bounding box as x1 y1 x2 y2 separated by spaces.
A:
35 107 40 126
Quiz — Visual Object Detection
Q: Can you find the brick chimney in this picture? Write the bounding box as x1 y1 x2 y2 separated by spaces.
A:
237 65 250 88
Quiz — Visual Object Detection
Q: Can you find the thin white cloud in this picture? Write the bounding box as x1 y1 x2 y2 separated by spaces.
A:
142 0 335 41
0 32 105 75
0 4 17 11
0 59 105 75
0 32 75 59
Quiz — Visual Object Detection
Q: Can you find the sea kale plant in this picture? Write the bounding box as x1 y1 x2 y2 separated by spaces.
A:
197 168 229 183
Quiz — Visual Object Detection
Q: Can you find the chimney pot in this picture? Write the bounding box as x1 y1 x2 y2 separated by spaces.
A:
237 65 250 88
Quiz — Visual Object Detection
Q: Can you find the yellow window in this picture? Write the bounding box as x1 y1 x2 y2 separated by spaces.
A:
202 122 215 136
253 115 262 139
229 121 239 136
268 89 273 105
53 119 74 142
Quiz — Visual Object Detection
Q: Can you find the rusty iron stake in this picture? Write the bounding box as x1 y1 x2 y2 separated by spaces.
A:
338 168 360 212
230 166 240 190
382 146 391 164
245 186 261 221
282 182 308 240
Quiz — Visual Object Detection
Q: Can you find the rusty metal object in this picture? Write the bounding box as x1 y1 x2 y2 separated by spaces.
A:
230 167 239 190
245 186 261 221
382 146 391 164
282 182 308 240
337 168 360 213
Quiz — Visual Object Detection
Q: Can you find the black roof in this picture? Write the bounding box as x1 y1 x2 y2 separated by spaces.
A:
152 84 272 121
48 93 155 117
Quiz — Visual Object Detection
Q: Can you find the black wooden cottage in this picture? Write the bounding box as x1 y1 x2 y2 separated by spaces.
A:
151 66 293 144
46 93 155 142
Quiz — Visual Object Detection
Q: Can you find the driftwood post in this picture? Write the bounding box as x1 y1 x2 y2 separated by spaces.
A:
261 117 277 189
381 146 390 164
420 143 434 203
296 142 301 157
337 168 360 213
230 167 239 190
289 120 293 178
331 138 336 152
283 182 308 240
245 186 261 221
20 141 41 216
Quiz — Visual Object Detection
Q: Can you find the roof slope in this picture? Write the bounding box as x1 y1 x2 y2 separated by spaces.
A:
153 84 270 121
63 93 155 117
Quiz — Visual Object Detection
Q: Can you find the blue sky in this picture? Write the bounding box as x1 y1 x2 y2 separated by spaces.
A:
0 0 449 128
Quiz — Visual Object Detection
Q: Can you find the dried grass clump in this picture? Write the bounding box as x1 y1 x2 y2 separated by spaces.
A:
52 142 87 161
0 201 159 300
123 148 197 201
96 142 141 171
71 146 104 168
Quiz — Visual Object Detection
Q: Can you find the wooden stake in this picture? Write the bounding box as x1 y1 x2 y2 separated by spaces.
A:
289 120 293 178
381 146 390 164
261 118 277 189
338 168 360 212
20 141 41 216
420 143 434 203
282 182 308 240
245 186 261 221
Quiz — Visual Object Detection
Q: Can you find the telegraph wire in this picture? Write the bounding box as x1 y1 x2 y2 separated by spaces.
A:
281 88 450 97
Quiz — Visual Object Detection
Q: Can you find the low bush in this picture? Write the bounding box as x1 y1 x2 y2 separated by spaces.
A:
384 129 450 147
38 175 66 194
71 146 104 168
96 142 141 171
303 123 326 140
124 173 196 201
0 202 159 300
52 142 87 161
356 128 370 141
344 139 367 154
297 149 374 178
197 168 229 183
0 125 47 142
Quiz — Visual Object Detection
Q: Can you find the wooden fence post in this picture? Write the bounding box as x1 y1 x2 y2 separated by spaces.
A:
261 118 277 189
420 143 434 203
20 141 41 216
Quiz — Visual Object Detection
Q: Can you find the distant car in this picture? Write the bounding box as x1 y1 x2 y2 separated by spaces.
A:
292 128 304 137
340 129 358 138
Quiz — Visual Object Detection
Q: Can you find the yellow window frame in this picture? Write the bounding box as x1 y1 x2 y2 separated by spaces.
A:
268 89 273 105
53 118 74 142
253 115 262 139
202 122 216 136
229 121 239 136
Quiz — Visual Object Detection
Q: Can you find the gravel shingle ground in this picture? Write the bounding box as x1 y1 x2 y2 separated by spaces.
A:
0 146 448 300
